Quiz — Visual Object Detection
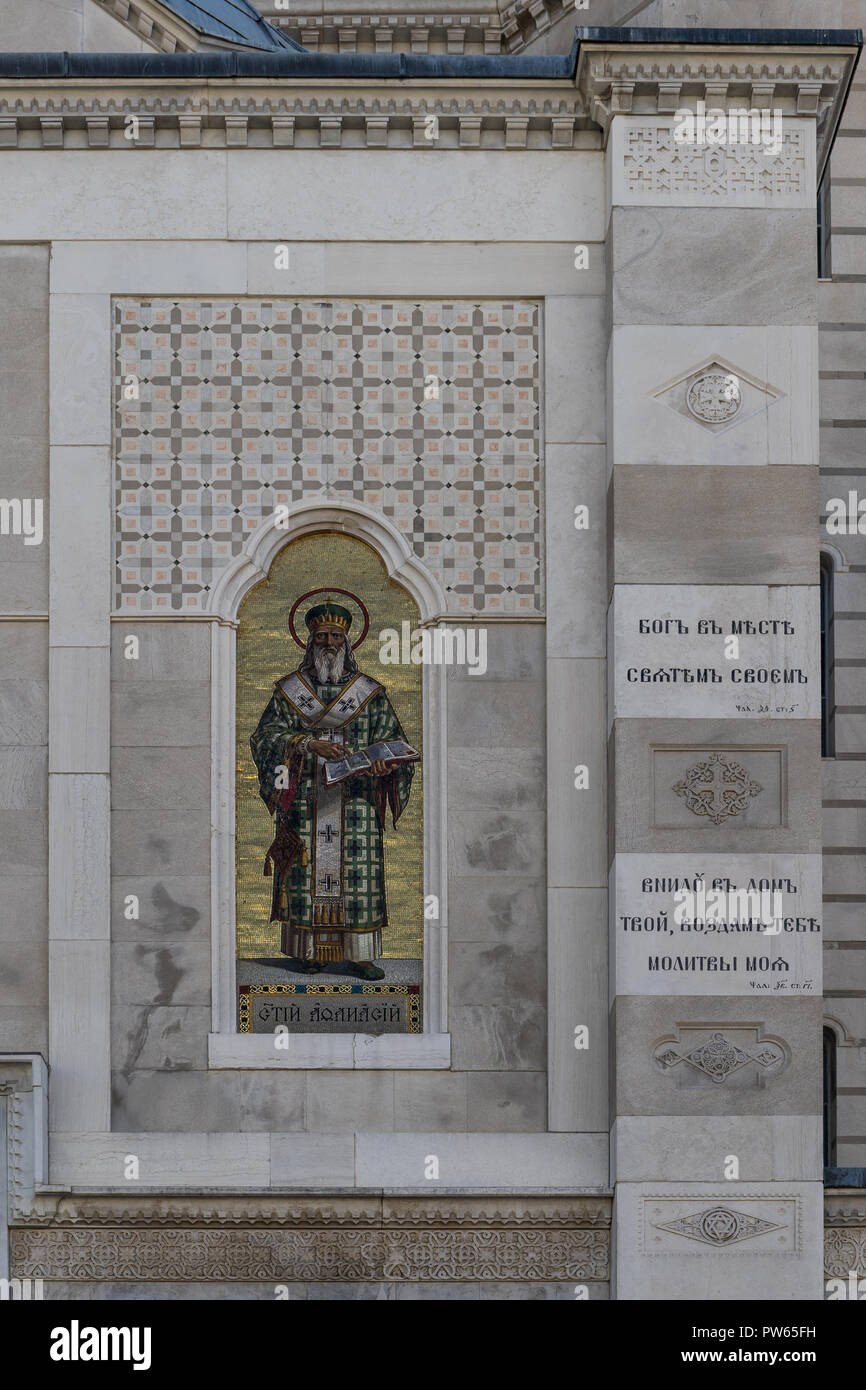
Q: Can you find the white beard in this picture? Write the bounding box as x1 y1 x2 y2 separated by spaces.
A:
313 644 346 684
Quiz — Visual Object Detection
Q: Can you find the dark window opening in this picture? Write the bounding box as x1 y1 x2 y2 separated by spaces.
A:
818 175 831 278
823 1027 837 1168
820 552 835 757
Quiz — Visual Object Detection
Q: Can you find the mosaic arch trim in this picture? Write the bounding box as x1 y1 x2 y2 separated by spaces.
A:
114 299 542 615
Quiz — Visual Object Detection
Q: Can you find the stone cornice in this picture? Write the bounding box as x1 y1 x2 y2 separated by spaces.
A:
499 0 572 54
269 13 505 56
0 81 589 150
263 1 572 55
11 1193 613 1228
575 37 861 181
0 31 858 163
92 0 303 54
91 0 204 53
824 1196 866 1224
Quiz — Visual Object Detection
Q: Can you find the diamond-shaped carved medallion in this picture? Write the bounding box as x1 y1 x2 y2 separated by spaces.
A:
653 1206 785 1248
654 357 783 435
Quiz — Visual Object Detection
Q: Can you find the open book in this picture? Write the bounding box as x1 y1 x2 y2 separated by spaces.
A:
322 740 420 787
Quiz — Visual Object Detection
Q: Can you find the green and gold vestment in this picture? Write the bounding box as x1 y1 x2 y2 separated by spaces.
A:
250 668 414 963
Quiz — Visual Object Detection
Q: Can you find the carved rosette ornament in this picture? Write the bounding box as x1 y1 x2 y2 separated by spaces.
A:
686 372 742 424
673 753 763 826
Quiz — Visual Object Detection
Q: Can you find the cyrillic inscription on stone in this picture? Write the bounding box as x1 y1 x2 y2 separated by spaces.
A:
610 586 820 723
612 854 822 997
238 983 421 1034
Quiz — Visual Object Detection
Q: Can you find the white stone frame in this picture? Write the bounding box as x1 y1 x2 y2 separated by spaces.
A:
207 499 451 1068
46 239 611 1189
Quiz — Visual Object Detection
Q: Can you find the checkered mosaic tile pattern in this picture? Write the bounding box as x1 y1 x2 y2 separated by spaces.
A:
115 299 542 613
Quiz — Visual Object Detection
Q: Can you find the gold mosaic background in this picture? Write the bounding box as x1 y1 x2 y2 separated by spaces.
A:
236 533 423 958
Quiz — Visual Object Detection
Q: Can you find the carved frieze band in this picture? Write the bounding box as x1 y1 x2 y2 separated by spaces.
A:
825 1227 866 1279
11 1225 609 1282
0 94 583 151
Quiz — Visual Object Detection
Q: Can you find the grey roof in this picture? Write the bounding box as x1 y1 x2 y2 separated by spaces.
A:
156 0 303 51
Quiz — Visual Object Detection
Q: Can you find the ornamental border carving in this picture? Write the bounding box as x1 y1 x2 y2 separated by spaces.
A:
10 1224 610 1283
824 1227 866 1280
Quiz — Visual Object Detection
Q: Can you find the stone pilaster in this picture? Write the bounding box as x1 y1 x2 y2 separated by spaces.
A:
577 32 860 1300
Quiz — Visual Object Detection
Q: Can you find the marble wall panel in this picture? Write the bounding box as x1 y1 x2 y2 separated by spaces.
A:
609 465 818 587
609 585 820 724
608 325 818 469
610 207 817 326
611 718 821 857
615 1181 823 1301
611 852 823 999
611 996 823 1118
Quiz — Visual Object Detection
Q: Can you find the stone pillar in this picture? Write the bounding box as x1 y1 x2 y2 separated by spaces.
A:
0 1056 47 1280
578 33 859 1300
48 289 112 1137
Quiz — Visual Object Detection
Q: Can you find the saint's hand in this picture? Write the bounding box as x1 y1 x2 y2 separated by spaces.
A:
365 759 399 776
308 739 345 760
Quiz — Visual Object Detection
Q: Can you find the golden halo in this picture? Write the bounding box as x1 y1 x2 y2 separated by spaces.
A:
288 586 370 650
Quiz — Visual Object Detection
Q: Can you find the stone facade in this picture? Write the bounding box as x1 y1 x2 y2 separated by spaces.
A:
0 0 864 1300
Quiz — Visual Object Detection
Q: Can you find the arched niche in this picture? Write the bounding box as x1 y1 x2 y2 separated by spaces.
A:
208 500 448 1043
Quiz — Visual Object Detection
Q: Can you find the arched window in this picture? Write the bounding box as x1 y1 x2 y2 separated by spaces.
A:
820 552 836 757
823 1026 838 1169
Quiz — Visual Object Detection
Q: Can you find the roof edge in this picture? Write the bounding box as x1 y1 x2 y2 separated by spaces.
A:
0 51 575 79
575 26 863 46
0 28 859 81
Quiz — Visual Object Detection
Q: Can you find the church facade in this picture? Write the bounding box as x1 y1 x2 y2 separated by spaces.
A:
0 0 864 1300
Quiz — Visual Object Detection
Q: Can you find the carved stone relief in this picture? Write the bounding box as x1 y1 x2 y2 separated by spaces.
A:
653 358 784 436
653 1024 788 1090
641 1194 799 1256
672 753 763 826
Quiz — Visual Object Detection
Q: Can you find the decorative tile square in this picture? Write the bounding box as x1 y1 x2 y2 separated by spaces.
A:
114 299 542 614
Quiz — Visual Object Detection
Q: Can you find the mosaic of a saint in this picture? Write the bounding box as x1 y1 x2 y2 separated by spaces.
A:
250 589 418 981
